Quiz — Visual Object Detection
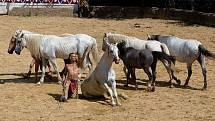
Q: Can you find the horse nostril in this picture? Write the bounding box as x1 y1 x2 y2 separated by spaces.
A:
115 59 120 64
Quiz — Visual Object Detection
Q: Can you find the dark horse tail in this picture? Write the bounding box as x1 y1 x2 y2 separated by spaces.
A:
198 45 215 60
152 51 175 64
152 51 176 71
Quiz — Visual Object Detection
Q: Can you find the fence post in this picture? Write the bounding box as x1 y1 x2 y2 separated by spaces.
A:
6 2 10 15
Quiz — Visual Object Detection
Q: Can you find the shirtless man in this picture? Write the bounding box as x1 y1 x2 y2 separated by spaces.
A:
59 47 90 102
60 53 80 102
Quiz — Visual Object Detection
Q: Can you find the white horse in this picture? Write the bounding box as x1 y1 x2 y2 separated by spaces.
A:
102 33 180 87
11 30 98 81
81 41 121 106
148 35 215 90
8 30 53 81
14 31 98 85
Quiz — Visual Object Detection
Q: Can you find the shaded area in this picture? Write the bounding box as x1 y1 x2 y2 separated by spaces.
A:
0 72 59 84
116 78 202 91
87 6 215 27
89 0 215 13
48 93 112 106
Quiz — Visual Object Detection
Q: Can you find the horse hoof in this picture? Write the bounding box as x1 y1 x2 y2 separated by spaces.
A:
183 84 189 88
47 72 52 76
146 87 152 92
151 87 155 92
57 81 62 85
111 103 116 107
202 87 207 91
22 73 30 78
36 82 41 85
135 85 138 90
117 103 122 106
59 96 67 102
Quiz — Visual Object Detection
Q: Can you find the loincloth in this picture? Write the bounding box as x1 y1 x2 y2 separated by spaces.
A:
69 79 78 94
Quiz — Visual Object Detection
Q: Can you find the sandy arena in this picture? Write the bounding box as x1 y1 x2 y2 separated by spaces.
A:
0 16 215 121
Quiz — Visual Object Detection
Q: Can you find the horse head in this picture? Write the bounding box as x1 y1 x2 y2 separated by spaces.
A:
8 36 16 54
15 33 25 55
106 41 120 64
8 29 23 54
116 41 126 50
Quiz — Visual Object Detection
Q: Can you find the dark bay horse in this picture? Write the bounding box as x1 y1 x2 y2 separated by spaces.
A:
117 42 176 91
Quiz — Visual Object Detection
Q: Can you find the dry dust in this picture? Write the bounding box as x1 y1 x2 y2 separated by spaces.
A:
0 16 215 121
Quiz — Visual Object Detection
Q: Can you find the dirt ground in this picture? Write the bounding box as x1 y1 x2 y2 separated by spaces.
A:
0 16 215 121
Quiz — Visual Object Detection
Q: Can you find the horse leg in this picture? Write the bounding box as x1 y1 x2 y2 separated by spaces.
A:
151 59 157 92
111 79 121 106
22 59 35 78
169 57 181 85
130 68 137 90
60 59 67 77
47 61 52 76
171 64 181 86
79 56 92 78
49 58 62 84
143 67 153 92
86 53 92 74
23 58 35 78
125 67 131 87
197 54 207 90
37 58 48 85
34 60 39 83
104 83 116 106
160 60 179 87
123 66 127 77
184 63 192 87
59 79 71 102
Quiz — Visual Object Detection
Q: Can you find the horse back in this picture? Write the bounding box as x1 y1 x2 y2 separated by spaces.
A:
122 48 153 68
161 37 201 62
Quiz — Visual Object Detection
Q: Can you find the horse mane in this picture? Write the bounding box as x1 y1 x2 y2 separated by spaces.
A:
106 33 139 43
117 42 135 56
24 34 43 60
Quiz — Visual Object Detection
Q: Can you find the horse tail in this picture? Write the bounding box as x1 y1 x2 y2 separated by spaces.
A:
198 45 215 60
160 43 170 55
152 51 176 71
90 38 99 64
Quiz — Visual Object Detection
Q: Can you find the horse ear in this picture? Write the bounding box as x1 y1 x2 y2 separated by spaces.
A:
117 41 125 48
17 29 22 33
121 41 126 46
147 34 151 39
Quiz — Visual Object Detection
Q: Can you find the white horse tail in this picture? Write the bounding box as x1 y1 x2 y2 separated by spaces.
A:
160 43 170 55
199 45 215 60
90 38 99 64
